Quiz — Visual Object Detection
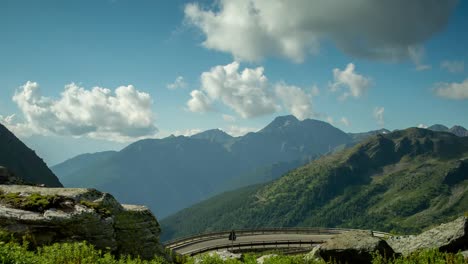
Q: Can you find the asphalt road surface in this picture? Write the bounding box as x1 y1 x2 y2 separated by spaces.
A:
173 233 335 255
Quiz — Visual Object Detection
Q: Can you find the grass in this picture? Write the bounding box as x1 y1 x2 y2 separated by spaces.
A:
0 191 64 213
79 200 113 218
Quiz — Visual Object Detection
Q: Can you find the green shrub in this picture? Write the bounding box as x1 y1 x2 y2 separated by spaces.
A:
0 241 169 264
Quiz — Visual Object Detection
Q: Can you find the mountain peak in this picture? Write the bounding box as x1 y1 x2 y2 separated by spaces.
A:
450 125 468 137
260 115 300 132
427 124 449 132
191 128 233 143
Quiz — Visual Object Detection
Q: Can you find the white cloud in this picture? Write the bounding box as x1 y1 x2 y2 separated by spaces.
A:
330 63 371 100
275 83 314 120
224 125 258 137
440 60 464 73
222 114 236 122
418 124 428 128
8 81 158 142
187 61 279 118
187 61 322 119
326 117 335 125
167 76 187 90
373 107 385 126
435 79 468 100
340 117 350 127
184 0 456 63
187 90 213 113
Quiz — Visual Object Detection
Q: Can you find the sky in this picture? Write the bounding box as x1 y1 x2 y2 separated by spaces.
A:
1 0 467 166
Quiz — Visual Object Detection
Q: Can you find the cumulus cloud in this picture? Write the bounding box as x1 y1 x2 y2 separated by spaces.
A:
434 79 468 100
224 125 258 137
440 60 464 73
373 107 385 126
187 90 213 112
167 76 187 90
330 63 371 100
8 81 158 142
184 0 457 63
187 61 321 120
340 117 350 127
418 124 428 129
187 61 279 118
275 83 314 120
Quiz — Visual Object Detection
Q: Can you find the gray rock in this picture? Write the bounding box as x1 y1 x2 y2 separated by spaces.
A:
0 185 165 260
304 246 322 262
256 254 277 264
319 230 395 264
387 216 468 256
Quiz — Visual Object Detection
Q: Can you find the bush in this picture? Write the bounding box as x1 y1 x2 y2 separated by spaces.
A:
0 241 169 264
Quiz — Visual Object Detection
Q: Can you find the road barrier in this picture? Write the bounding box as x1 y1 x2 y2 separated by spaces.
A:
164 227 391 254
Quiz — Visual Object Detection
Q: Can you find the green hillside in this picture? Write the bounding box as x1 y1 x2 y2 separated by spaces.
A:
161 128 468 241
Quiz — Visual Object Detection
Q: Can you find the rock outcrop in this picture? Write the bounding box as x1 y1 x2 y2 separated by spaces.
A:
318 230 395 264
0 185 165 260
387 216 468 256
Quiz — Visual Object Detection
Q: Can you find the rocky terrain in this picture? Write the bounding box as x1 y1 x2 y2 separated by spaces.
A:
0 182 166 259
310 216 468 263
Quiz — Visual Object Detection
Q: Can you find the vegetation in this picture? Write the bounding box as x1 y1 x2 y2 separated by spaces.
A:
0 241 169 264
80 200 113 217
0 240 465 264
0 191 64 213
162 128 468 240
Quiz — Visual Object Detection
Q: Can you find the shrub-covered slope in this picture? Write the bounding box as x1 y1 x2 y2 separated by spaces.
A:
161 128 468 241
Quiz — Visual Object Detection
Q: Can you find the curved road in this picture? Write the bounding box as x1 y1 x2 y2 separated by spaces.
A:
165 228 389 256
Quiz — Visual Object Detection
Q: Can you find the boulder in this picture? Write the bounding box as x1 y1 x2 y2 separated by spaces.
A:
0 185 165 260
319 230 395 264
386 216 468 256
304 246 322 262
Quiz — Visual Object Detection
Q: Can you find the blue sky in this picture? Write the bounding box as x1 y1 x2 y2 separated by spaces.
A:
1 0 467 165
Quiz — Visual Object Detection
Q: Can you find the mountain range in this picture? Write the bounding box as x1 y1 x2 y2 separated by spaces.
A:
52 118 468 218
0 123 62 187
161 127 468 241
427 124 468 137
52 115 354 217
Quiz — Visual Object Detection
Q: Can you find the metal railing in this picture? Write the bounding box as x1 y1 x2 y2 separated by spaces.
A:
164 227 391 251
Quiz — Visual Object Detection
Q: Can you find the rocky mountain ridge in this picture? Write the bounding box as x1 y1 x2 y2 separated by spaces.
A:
0 123 62 187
